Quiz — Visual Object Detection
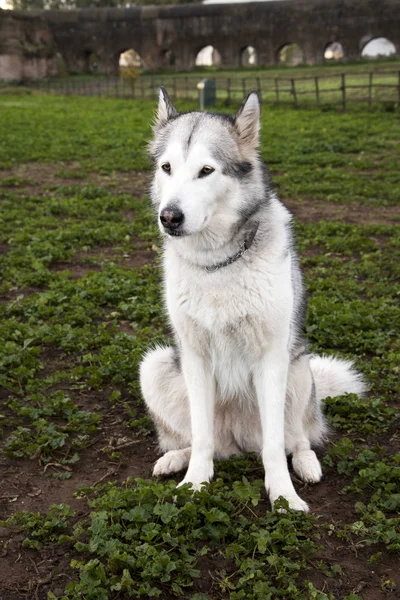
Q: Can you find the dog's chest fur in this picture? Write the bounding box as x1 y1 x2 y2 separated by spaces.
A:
164 241 293 400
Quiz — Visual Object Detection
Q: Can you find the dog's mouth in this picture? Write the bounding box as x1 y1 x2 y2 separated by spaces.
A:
165 229 186 237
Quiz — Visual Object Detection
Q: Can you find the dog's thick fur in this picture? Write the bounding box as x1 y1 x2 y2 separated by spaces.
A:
140 88 365 511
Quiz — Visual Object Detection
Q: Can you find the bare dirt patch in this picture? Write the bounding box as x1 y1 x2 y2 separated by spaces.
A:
75 245 157 270
284 197 400 226
2 163 398 228
0 162 150 199
50 246 157 280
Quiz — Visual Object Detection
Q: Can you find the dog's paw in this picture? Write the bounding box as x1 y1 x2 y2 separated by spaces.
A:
292 450 322 484
177 479 205 492
177 464 213 491
270 492 310 513
153 450 189 477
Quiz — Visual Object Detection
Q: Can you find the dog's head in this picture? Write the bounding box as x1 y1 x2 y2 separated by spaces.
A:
149 87 262 239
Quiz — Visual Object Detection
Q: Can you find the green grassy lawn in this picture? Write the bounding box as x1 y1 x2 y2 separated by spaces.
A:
0 95 399 204
0 95 399 600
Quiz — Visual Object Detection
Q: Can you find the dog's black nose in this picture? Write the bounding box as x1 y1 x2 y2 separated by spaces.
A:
160 207 184 230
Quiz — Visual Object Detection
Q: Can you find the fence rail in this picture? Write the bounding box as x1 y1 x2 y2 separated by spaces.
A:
13 70 400 110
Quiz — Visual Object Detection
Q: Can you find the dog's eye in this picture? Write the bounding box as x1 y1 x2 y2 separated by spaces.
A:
161 162 171 174
199 165 215 178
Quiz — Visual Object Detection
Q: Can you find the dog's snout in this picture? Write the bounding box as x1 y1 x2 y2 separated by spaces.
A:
160 207 184 230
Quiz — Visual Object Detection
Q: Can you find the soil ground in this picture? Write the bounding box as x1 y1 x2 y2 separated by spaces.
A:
0 164 398 600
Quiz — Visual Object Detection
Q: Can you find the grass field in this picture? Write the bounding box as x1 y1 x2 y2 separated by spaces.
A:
0 94 399 600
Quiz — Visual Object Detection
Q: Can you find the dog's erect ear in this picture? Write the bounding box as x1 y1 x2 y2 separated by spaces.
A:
233 91 260 156
156 87 179 127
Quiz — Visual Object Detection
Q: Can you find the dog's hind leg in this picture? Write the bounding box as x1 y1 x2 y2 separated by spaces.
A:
285 354 324 484
140 346 192 476
153 447 191 476
140 346 240 477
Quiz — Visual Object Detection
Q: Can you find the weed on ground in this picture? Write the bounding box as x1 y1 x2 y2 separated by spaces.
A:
0 95 399 599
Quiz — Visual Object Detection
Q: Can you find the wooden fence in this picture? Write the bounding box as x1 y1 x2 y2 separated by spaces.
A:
22 70 400 109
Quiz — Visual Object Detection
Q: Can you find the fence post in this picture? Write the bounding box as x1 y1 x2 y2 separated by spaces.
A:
291 79 298 108
368 72 373 107
314 76 320 106
256 77 261 99
274 78 279 104
398 72 400 106
341 73 346 111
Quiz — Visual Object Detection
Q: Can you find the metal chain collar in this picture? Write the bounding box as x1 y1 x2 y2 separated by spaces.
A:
204 222 259 273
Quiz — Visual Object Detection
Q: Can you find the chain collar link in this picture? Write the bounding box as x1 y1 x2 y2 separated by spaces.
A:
205 222 259 273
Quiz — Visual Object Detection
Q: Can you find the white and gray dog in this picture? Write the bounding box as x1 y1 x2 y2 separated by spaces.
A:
140 88 365 511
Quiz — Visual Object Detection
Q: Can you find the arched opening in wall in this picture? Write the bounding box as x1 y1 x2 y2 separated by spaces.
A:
84 50 99 74
195 45 221 67
278 44 303 66
241 46 257 67
119 49 143 78
162 49 176 68
361 37 396 59
324 42 344 62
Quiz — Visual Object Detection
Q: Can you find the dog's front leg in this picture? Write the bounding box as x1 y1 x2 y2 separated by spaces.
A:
178 345 215 490
254 345 309 512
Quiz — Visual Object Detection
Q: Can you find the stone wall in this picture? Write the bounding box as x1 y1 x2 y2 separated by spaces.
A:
1 0 400 79
0 9 58 81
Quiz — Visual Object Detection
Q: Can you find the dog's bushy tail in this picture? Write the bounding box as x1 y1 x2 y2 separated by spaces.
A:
309 355 367 401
